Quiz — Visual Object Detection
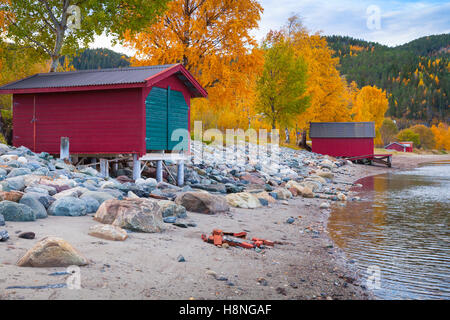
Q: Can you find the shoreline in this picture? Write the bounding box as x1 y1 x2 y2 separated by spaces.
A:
1 153 449 300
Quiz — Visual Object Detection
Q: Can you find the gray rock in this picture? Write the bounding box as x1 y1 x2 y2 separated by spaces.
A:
24 186 50 195
80 191 115 204
0 229 9 241
0 201 36 221
2 176 26 191
81 196 100 214
157 200 187 218
48 197 87 216
7 168 32 178
23 192 55 209
19 193 48 219
0 213 4 226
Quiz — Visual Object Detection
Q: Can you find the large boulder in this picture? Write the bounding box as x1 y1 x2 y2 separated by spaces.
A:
94 198 165 233
19 193 48 219
81 196 100 214
0 213 4 226
2 176 25 191
7 168 32 178
285 181 314 198
16 236 88 267
0 201 36 221
88 224 128 241
174 191 230 214
48 197 87 216
80 190 115 204
157 200 187 218
225 192 262 209
53 187 88 199
0 190 24 202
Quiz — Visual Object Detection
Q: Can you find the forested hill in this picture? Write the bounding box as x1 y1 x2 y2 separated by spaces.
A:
60 48 130 70
326 34 449 124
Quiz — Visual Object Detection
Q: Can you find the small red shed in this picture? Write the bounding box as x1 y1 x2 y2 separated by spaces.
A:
310 122 375 157
385 141 413 152
0 64 207 157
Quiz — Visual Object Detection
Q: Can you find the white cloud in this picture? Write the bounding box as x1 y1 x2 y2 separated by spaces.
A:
90 0 450 53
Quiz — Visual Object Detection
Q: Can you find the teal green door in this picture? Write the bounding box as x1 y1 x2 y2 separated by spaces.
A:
145 87 189 151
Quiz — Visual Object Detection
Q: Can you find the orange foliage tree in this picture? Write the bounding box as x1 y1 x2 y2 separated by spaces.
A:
431 123 450 150
280 17 352 130
123 0 264 129
351 85 389 145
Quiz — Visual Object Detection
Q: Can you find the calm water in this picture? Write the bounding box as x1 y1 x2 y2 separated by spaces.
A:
328 163 450 300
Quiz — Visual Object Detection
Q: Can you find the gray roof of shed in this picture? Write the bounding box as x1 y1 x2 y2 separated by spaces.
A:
310 122 375 138
0 64 176 90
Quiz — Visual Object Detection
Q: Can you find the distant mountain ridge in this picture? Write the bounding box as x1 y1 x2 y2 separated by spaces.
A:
326 34 449 124
60 48 130 71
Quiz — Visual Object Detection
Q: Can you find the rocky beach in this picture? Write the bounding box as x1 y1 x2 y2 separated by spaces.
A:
0 141 448 300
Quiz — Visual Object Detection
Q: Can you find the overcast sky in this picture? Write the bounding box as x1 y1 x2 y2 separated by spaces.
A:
91 0 450 55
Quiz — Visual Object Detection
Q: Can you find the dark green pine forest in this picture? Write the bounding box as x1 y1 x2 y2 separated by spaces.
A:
326 34 449 124
60 48 130 71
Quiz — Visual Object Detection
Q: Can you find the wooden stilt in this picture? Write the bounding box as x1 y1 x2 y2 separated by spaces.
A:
133 154 141 181
60 137 70 160
156 160 163 183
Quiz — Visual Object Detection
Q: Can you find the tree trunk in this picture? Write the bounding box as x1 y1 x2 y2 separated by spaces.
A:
298 130 311 152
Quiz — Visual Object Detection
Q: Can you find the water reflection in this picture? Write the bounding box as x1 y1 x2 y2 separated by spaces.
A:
328 163 450 300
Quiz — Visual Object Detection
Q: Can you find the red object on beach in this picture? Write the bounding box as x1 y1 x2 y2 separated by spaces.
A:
0 64 207 157
385 141 413 152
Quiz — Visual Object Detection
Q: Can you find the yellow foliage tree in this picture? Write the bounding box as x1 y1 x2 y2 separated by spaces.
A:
431 123 450 150
123 0 264 130
351 85 389 146
279 17 352 130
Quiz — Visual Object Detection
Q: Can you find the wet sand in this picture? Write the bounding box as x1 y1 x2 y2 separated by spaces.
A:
0 153 448 300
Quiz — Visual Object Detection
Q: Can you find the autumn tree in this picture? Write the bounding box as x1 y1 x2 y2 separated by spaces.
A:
410 124 435 149
380 118 398 146
0 0 169 71
123 0 264 128
431 123 450 150
397 129 420 147
255 39 309 129
279 16 352 129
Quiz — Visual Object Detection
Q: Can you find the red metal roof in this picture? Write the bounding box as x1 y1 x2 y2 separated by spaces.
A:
0 64 207 98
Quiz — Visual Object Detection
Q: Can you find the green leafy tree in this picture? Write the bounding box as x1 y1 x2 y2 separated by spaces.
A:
0 0 169 72
410 124 436 149
397 129 420 147
256 39 310 129
380 118 399 146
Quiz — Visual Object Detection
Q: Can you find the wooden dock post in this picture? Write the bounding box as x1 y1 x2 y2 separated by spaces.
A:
60 137 70 160
133 154 141 181
100 159 109 178
156 160 163 183
177 161 184 186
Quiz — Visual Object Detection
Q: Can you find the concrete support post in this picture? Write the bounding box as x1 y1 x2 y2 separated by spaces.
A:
100 159 109 178
60 137 69 160
156 160 163 183
177 161 184 186
133 154 141 181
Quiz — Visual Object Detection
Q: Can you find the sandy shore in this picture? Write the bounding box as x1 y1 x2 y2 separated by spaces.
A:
1 153 449 300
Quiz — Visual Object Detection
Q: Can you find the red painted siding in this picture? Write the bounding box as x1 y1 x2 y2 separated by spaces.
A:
386 144 405 152
13 88 145 155
311 138 374 157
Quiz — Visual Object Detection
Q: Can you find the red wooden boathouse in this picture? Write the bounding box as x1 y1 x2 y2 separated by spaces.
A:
309 122 375 157
0 64 207 157
385 141 413 152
